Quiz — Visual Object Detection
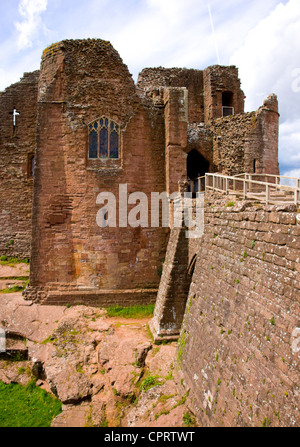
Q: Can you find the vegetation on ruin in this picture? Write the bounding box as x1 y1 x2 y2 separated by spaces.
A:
139 373 162 392
0 380 62 427
226 201 235 207
0 256 30 265
106 304 155 319
183 412 197 427
0 285 27 294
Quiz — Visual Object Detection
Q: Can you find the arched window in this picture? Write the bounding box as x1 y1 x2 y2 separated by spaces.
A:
88 117 120 159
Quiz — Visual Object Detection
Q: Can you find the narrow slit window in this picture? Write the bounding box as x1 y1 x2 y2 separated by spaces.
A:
28 153 35 179
253 159 257 173
88 117 120 159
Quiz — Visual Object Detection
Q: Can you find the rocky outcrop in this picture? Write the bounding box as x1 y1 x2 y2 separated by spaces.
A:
0 293 195 428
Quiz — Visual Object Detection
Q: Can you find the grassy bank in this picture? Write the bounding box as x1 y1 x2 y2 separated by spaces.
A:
0 380 62 427
106 304 155 319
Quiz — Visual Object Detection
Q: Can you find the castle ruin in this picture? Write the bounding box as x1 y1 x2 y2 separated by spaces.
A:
0 39 279 306
1 39 299 428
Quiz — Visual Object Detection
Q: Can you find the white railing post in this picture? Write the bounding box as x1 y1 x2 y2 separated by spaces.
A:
243 179 247 199
248 174 252 193
266 184 270 205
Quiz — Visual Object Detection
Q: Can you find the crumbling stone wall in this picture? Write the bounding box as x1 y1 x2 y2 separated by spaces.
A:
0 39 281 309
137 67 204 124
0 71 39 258
203 65 245 122
210 94 279 176
187 124 214 170
176 192 299 427
27 40 169 305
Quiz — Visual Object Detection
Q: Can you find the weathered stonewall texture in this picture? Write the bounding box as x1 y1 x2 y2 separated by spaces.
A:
175 192 300 427
26 39 169 305
1 39 279 306
0 71 39 258
208 94 279 176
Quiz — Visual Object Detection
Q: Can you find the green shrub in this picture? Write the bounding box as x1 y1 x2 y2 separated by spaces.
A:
183 412 196 427
139 375 161 392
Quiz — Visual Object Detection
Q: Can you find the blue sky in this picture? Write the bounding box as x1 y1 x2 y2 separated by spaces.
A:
0 0 299 176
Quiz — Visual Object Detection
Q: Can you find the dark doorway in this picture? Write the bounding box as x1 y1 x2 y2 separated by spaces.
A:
187 150 210 195
222 91 234 117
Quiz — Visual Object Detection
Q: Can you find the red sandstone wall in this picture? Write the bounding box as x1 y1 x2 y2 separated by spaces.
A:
137 67 205 124
259 95 280 175
27 40 168 304
0 71 39 258
209 97 279 176
164 87 188 194
203 65 245 122
176 192 300 427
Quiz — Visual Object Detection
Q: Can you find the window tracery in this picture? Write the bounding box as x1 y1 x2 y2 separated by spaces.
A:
88 117 120 159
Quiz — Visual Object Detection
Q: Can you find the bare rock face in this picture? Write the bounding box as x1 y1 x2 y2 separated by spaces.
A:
98 333 152 398
51 402 92 428
45 358 93 404
0 294 195 428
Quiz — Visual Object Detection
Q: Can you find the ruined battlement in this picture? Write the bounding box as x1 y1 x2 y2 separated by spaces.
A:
137 64 245 125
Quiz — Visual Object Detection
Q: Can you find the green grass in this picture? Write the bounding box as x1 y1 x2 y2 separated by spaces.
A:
0 285 26 294
0 380 62 427
183 412 196 427
139 374 161 392
106 304 155 319
0 276 29 281
0 256 30 265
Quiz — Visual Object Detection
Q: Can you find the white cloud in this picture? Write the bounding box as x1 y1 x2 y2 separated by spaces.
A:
279 118 300 169
230 0 300 114
15 0 48 50
146 0 201 25
281 169 300 179
229 0 300 174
